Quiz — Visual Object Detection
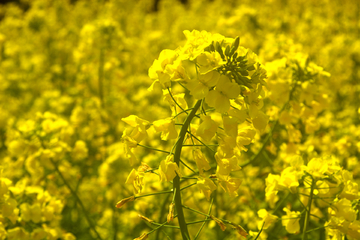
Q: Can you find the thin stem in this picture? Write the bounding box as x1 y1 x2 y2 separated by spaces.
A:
186 131 216 153
179 159 196 174
148 215 178 235
194 198 214 240
156 194 172 240
302 176 315 240
254 222 265 240
272 192 290 214
135 190 174 199
168 87 187 114
180 182 197 191
137 144 170 154
173 99 202 240
187 219 211 225
50 158 102 240
98 47 105 108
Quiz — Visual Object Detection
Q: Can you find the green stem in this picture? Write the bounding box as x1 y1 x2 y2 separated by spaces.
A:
137 143 171 154
98 47 105 108
168 87 187 114
135 190 173 199
173 99 202 240
302 176 315 240
49 158 102 240
155 194 172 240
148 215 178 235
194 198 214 240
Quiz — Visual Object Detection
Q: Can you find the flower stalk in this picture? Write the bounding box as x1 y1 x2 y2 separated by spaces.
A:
302 176 315 240
173 99 202 240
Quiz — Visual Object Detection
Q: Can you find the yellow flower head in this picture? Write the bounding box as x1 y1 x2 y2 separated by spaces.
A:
159 155 182 182
153 118 178 140
257 209 278 230
192 148 211 176
205 75 240 113
197 178 217 200
196 115 218 142
282 207 300 234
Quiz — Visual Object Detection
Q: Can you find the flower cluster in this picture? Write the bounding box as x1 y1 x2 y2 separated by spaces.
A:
119 29 268 238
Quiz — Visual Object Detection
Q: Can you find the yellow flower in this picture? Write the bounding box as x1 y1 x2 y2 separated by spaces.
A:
122 115 150 143
0 178 11 197
63 233 76 240
216 133 237 158
197 178 217 200
71 140 88 161
20 203 42 223
236 126 256 152
148 49 178 89
339 170 360 200
265 174 280 208
181 30 225 60
205 75 240 113
257 209 278 230
215 153 241 177
2 197 18 224
121 127 141 166
329 198 357 222
219 176 242 197
282 207 300 234
196 115 218 142
279 167 300 193
305 116 320 134
196 51 225 74
125 169 144 194
186 70 220 99
153 118 178 140
162 91 188 115
159 155 182 182
306 156 341 179
7 227 30 240
192 148 211 175
222 116 238 138
30 228 47 240
7 140 26 157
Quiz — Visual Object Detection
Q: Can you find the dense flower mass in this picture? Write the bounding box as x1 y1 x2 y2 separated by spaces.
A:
0 0 359 239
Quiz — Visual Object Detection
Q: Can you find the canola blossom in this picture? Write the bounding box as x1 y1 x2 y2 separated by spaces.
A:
0 0 359 240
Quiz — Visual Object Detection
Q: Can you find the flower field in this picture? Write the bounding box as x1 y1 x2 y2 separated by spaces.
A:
0 0 360 239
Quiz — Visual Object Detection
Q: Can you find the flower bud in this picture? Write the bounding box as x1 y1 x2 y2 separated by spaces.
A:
115 196 135 208
167 203 175 223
